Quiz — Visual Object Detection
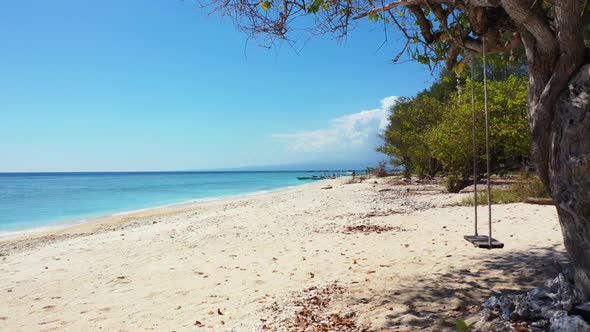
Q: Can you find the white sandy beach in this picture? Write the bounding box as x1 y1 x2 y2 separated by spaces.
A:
0 177 564 331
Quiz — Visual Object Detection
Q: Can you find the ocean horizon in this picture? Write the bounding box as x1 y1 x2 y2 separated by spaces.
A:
0 171 342 234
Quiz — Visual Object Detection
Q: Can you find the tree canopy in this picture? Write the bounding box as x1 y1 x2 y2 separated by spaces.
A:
379 71 530 190
210 0 586 73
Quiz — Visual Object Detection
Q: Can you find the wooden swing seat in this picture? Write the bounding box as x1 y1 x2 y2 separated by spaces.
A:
464 235 504 249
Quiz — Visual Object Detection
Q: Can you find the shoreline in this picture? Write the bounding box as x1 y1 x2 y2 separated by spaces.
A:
0 181 316 241
0 180 318 242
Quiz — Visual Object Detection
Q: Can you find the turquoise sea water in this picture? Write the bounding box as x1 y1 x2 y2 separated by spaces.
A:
0 171 329 233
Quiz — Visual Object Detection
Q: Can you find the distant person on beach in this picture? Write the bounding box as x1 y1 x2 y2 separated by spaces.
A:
352 171 356 180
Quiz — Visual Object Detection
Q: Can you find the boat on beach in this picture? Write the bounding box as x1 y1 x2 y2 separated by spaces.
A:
297 173 341 181
297 175 326 180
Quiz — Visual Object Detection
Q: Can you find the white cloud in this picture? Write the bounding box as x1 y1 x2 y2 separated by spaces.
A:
272 96 399 153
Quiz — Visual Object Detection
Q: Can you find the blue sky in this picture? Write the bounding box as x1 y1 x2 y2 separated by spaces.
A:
0 0 434 172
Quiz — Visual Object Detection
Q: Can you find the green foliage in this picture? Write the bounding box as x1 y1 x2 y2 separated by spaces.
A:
511 174 550 199
367 13 380 22
455 318 474 332
378 95 444 179
379 72 530 188
456 175 549 206
307 0 323 13
260 0 272 10
480 51 528 80
429 75 529 177
458 189 521 206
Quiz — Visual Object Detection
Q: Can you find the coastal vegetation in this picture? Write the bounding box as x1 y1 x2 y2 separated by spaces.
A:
456 175 549 206
378 69 530 192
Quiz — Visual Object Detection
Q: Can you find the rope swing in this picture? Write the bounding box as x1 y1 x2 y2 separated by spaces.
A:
464 36 504 250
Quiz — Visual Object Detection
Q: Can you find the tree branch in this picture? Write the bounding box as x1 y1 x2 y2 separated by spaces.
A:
407 6 439 43
354 0 500 20
500 0 555 52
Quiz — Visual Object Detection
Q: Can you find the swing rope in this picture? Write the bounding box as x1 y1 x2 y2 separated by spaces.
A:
465 36 501 249
471 54 478 238
482 36 493 248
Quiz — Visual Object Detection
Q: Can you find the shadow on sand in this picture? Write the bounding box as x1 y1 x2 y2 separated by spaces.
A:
352 244 566 330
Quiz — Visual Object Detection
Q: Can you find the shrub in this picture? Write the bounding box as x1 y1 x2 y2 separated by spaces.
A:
456 175 550 205
512 174 550 198
458 189 521 206
366 161 388 177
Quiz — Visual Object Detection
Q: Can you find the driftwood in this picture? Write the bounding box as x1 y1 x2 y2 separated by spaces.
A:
526 197 555 205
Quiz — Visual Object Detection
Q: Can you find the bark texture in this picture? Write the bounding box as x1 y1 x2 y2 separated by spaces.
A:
512 0 590 299
550 65 590 300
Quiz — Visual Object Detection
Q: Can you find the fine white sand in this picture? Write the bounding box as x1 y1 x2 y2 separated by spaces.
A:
0 177 564 331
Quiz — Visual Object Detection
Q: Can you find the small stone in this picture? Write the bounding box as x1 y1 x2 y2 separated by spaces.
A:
550 313 590 332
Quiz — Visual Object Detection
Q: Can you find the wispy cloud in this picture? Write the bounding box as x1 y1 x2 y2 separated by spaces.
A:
272 96 399 153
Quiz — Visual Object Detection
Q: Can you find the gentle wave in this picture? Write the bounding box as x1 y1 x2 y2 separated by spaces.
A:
0 171 329 234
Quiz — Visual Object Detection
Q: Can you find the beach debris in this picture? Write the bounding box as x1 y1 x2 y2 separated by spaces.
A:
343 225 397 234
526 197 555 205
363 209 403 218
263 284 356 331
217 308 223 315
321 185 333 190
194 320 204 327
378 188 394 192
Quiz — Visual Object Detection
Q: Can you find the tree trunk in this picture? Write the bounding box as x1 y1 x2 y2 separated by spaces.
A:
506 0 590 299
548 64 590 300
